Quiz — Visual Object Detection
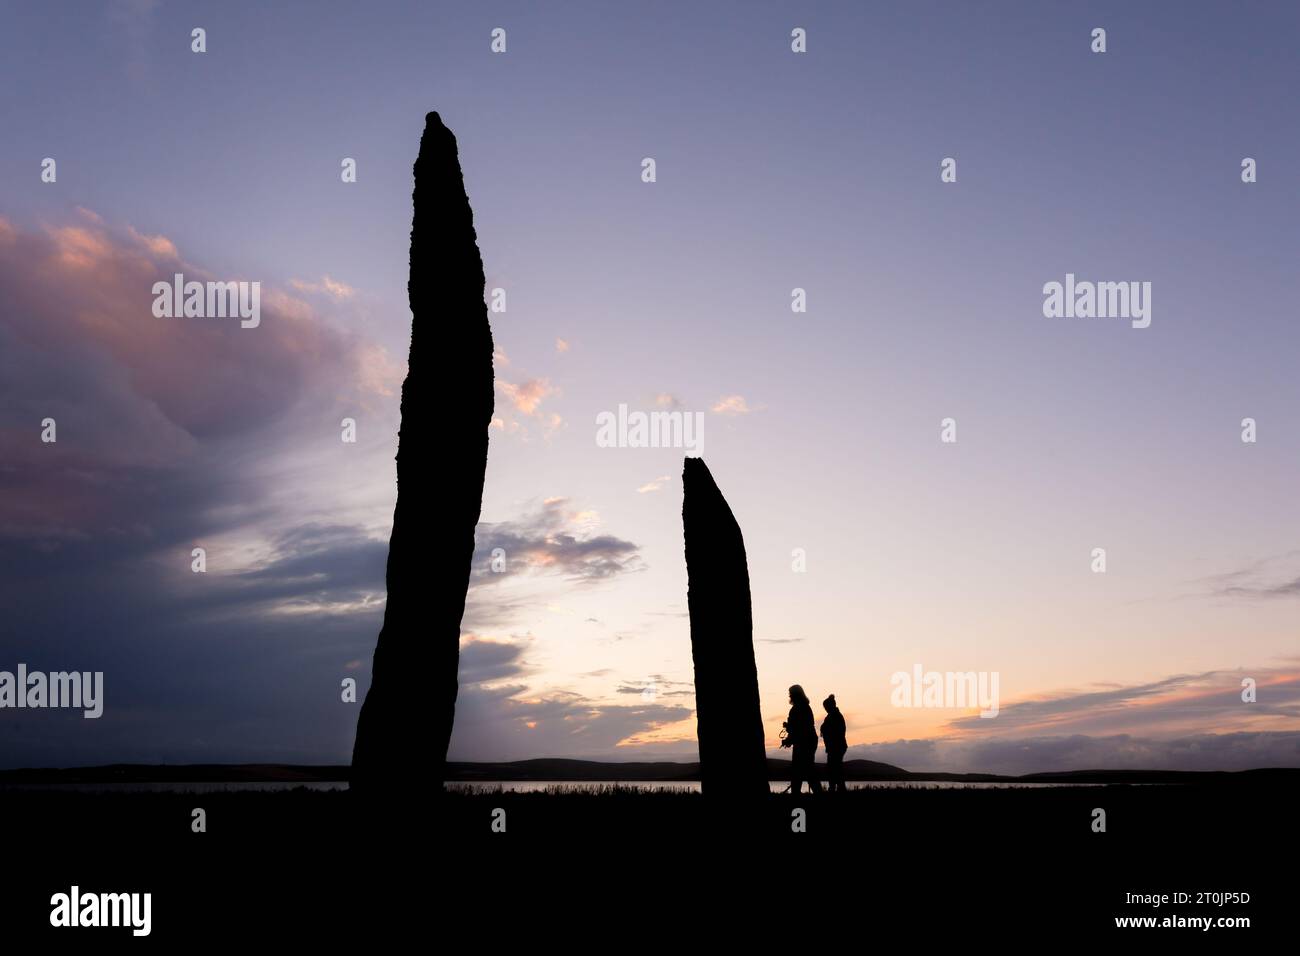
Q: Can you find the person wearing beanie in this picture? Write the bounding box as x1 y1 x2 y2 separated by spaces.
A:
820 694 848 792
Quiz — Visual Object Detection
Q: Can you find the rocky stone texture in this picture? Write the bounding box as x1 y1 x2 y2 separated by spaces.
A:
682 457 769 798
352 112 494 793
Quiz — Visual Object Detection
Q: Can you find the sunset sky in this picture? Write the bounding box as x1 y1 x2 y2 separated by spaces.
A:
1 1 1297 774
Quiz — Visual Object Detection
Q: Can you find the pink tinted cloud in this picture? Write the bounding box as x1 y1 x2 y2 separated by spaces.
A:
499 378 555 416
0 212 393 439
0 211 400 543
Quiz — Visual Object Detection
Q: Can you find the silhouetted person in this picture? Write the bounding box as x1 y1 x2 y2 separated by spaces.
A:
820 694 848 792
783 684 822 795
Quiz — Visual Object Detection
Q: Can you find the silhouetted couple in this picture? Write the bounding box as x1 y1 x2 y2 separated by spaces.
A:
782 685 848 795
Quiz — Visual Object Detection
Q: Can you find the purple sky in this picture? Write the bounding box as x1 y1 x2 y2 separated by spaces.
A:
1 1 1297 774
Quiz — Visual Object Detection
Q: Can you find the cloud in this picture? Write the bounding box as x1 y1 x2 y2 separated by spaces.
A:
205 524 390 619
0 212 416 767
353 342 405 398
470 497 643 585
105 0 161 85
0 518 392 768
448 680 693 762
843 731 1300 775
1199 552 1300 601
0 213 649 770
555 338 569 353
819 664 1300 774
498 378 555 416
458 499 644 644
289 275 356 300
0 212 399 552
458 637 530 684
711 394 755 416
495 375 563 437
0 213 389 438
447 637 695 761
127 225 178 259
636 475 671 494
615 674 694 698
942 665 1300 738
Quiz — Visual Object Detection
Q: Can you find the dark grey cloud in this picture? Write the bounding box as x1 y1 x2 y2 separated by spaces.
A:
0 520 390 768
1218 577 1300 599
457 638 529 684
448 680 692 762
614 674 694 698
446 650 694 761
0 214 408 768
459 595 533 633
469 497 643 584
1197 551 1300 601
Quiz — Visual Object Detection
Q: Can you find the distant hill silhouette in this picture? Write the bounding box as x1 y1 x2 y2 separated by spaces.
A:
444 757 912 782
6 761 1295 786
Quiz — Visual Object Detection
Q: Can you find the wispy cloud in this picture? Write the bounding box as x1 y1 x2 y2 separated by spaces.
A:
493 374 563 438
711 394 756 416
498 378 555 416
1197 552 1300 601
943 665 1300 739
289 275 356 300
127 225 178 259
636 475 671 494
106 0 161 85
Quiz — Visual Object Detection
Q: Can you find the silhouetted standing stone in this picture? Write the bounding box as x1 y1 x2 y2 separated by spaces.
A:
352 112 494 793
682 457 768 798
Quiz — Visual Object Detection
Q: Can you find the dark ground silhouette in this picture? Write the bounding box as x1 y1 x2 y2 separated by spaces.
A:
5 776 1293 940
682 457 769 798
351 112 494 793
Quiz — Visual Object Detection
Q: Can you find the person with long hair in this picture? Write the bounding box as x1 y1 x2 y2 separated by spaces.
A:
783 684 822 795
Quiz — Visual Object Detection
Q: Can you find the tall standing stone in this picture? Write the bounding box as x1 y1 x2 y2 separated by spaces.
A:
352 112 494 793
682 457 769 798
